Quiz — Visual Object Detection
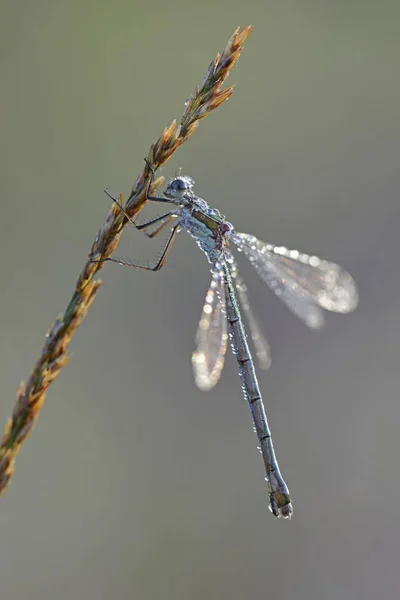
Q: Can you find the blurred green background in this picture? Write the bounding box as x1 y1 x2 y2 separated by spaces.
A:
1 1 400 599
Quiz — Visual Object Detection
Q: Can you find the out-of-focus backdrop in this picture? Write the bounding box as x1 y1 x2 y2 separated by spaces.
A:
1 2 400 599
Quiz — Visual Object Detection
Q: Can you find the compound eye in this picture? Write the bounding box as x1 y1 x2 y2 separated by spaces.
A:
171 178 187 191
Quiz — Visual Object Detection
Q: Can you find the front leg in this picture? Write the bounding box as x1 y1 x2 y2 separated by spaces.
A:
143 158 172 204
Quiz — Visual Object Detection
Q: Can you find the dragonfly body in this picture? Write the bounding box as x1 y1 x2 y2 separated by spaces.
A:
99 161 359 519
159 177 292 516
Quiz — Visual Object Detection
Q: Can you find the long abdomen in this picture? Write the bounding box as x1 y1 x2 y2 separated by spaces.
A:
222 263 293 518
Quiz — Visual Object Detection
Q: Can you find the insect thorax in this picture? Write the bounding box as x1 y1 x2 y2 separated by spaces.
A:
179 201 233 264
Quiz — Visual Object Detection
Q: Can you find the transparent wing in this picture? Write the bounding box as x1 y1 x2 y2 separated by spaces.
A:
192 269 228 391
231 262 271 370
232 233 358 329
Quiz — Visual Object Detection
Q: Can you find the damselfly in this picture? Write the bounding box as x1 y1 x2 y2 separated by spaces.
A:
96 160 358 518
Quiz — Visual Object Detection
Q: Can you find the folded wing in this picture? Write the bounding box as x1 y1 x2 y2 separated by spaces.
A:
232 268 271 370
232 233 358 329
192 270 228 391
